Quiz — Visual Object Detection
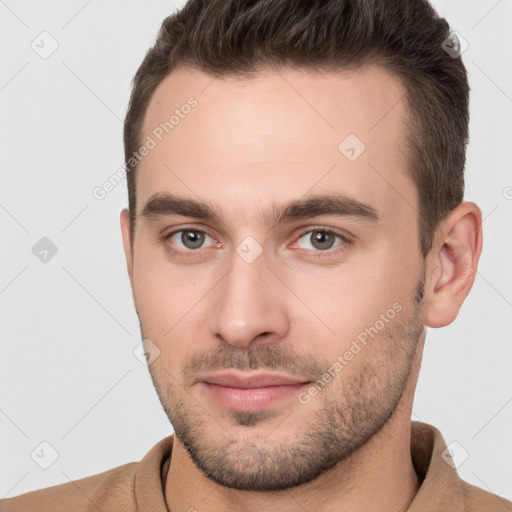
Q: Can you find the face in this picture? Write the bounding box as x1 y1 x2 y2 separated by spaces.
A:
121 65 427 491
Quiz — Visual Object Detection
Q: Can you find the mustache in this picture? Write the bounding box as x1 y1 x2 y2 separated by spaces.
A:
181 343 329 386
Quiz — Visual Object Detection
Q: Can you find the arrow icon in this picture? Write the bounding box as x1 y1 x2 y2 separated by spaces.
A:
236 236 263 263
338 134 365 161
32 237 58 262
31 441 59 468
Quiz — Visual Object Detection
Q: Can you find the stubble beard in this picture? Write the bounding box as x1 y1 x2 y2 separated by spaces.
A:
145 275 426 491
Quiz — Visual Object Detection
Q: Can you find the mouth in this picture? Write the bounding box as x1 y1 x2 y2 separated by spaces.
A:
198 370 311 412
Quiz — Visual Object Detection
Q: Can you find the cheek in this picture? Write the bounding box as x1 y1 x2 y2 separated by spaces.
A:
132 257 215 364
133 246 203 311
280 257 412 356
132 262 187 340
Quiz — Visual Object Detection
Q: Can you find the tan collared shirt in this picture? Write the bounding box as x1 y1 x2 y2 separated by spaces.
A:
1 421 510 511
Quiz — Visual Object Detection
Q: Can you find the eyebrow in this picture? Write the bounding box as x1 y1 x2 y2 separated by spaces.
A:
139 192 380 227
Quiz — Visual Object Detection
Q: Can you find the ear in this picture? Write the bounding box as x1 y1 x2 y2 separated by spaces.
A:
424 202 483 328
120 208 134 288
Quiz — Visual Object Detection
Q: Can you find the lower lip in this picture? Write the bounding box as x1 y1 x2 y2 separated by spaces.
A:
201 382 310 411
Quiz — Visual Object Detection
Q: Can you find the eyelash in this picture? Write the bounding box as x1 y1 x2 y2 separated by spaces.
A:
162 226 351 258
296 228 351 259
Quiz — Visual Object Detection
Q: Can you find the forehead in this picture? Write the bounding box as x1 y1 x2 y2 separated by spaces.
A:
136 65 417 228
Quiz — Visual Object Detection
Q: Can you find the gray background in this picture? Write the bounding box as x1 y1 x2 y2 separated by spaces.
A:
1 0 511 501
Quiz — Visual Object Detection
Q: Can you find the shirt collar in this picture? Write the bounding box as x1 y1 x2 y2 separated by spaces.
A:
407 420 466 510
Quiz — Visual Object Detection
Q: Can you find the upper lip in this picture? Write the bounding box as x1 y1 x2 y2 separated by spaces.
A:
201 370 310 388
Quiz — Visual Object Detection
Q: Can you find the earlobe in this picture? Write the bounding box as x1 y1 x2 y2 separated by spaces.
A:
424 202 483 328
120 209 134 286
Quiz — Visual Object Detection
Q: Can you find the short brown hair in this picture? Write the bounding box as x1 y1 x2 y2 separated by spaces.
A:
124 0 469 257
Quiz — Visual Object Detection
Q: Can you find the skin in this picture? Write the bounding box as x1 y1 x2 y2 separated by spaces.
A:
120 65 482 512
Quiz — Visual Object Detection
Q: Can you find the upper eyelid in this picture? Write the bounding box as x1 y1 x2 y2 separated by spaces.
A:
166 226 214 241
296 227 350 240
292 229 350 252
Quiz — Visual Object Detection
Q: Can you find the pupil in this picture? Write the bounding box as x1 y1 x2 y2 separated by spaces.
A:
182 230 204 249
313 231 334 250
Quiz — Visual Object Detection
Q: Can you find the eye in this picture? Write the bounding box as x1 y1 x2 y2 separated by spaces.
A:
162 226 350 258
165 228 218 252
294 228 349 253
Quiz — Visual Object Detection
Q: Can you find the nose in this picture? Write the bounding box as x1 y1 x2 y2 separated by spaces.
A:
209 247 290 349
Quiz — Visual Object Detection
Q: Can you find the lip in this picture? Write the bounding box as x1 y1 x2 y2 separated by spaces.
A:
201 370 308 388
199 370 311 411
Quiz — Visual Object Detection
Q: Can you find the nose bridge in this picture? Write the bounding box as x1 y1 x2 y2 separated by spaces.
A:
209 246 288 348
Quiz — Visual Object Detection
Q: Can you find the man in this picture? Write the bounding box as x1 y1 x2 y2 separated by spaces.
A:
2 0 510 510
